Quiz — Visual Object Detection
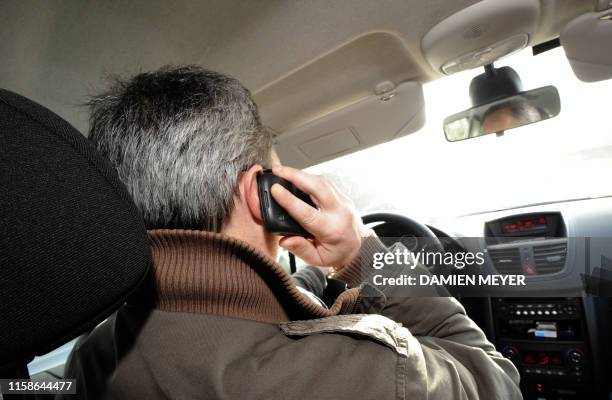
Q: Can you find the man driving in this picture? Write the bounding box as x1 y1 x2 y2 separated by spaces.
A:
482 101 544 135
64 65 521 399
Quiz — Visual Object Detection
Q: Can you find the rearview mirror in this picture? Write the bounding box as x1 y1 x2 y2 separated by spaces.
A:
444 85 561 142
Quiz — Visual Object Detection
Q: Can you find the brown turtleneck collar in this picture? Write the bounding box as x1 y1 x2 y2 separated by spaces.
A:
144 229 362 323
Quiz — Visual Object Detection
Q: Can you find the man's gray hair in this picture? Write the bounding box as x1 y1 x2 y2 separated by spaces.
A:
88 65 273 231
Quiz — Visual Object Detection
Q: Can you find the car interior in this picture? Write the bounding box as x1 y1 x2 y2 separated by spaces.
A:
1 1 612 399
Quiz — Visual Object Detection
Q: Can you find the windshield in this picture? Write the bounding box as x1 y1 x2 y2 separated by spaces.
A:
307 47 612 224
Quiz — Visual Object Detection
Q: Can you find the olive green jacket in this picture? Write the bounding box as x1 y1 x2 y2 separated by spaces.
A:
63 230 521 400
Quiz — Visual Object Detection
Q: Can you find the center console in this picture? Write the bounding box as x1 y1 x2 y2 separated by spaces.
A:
483 212 605 399
493 297 593 399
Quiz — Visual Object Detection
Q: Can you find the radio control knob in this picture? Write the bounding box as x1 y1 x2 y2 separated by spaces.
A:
568 349 584 365
502 346 519 360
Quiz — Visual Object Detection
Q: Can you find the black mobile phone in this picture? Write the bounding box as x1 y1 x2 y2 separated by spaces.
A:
257 169 316 237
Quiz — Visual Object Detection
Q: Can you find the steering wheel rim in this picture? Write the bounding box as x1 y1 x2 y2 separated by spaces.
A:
362 212 445 255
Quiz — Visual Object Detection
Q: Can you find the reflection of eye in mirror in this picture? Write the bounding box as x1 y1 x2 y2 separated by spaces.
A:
444 86 561 142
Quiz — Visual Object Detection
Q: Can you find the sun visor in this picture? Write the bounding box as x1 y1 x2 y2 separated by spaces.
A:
421 0 539 75
253 32 425 168
274 81 424 169
561 9 612 83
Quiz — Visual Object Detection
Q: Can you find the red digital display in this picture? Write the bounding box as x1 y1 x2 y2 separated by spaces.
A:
522 351 563 366
502 216 547 234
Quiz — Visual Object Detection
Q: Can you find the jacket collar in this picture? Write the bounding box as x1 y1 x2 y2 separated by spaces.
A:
141 229 359 323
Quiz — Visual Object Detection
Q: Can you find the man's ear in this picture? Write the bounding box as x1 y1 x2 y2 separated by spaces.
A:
241 164 264 223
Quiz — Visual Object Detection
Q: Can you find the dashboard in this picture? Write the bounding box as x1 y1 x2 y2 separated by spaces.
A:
425 197 612 296
425 196 612 400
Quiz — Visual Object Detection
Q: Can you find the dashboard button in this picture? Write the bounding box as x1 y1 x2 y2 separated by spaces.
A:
502 346 519 360
568 349 584 365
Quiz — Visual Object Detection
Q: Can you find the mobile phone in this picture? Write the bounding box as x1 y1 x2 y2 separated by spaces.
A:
257 169 316 237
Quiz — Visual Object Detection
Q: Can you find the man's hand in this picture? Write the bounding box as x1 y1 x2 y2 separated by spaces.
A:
270 165 364 269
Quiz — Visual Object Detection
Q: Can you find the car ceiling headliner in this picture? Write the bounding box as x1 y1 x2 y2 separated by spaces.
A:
0 0 591 134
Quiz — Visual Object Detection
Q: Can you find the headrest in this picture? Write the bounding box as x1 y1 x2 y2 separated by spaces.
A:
0 89 151 369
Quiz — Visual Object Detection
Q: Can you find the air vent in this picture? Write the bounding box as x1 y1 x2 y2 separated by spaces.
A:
488 247 522 274
533 241 567 274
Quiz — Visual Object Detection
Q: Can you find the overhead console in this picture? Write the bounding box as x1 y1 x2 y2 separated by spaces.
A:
421 0 540 75
485 212 567 276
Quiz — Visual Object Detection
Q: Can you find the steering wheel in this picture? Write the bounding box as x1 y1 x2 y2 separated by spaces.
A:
362 212 445 270
362 212 444 251
361 213 466 298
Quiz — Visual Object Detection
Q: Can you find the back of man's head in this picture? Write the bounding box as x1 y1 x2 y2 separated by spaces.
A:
88 65 273 231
